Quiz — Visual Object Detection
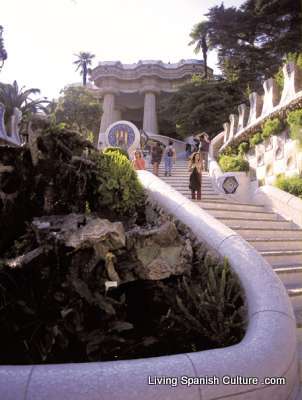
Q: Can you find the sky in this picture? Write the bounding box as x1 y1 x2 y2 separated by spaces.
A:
0 0 244 100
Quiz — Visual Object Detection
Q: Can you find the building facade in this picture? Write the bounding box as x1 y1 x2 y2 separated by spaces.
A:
89 59 213 144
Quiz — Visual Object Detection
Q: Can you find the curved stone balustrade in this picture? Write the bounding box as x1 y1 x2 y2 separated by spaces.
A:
219 62 302 152
1 170 298 399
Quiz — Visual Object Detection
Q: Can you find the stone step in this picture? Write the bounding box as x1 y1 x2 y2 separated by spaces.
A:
261 251 302 267
233 227 302 240
295 309 302 341
162 179 213 186
185 195 226 202
163 185 216 193
218 217 294 230
248 239 302 251
205 208 278 220
288 285 302 310
274 265 302 286
197 201 267 212
175 190 219 196
298 341 302 384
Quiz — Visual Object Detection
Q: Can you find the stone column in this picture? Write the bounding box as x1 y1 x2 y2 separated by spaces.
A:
143 92 158 134
112 108 122 122
99 92 115 133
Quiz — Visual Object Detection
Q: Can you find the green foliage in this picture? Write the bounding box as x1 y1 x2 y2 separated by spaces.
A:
54 86 102 143
221 145 237 156
73 51 95 86
238 141 249 155
261 118 282 139
188 21 211 78
204 1 301 91
0 80 49 123
249 132 263 147
0 25 7 71
219 155 249 172
90 150 145 218
103 146 129 160
287 109 302 146
157 80 244 137
167 257 246 347
275 174 302 199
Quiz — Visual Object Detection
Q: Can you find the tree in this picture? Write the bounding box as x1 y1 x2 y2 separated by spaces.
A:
54 86 102 143
0 80 49 123
202 0 302 91
189 21 210 79
0 25 7 72
158 79 245 138
73 52 95 86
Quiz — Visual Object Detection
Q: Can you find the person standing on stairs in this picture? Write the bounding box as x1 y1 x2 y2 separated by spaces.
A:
198 133 210 171
151 142 163 176
188 152 202 200
164 140 176 176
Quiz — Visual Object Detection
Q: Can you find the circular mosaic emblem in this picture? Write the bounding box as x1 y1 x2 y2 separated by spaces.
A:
222 176 239 194
108 123 136 150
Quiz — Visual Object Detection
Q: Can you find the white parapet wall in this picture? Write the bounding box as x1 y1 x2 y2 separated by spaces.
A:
0 171 299 400
214 62 302 184
253 184 302 228
208 155 258 203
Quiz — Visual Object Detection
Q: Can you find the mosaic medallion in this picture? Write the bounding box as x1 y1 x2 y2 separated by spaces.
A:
222 176 239 194
107 123 136 150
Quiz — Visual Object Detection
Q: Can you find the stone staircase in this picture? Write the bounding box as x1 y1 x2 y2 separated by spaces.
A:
151 159 302 385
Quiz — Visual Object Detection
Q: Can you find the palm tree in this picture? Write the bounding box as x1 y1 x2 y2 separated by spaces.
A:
0 26 7 72
189 21 210 79
73 52 95 86
0 80 49 123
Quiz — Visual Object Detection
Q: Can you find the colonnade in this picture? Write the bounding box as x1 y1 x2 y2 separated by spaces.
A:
99 91 158 135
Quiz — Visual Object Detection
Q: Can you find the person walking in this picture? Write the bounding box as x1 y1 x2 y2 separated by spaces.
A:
132 150 146 170
151 142 163 176
198 133 211 171
185 142 192 159
164 140 176 176
193 136 200 153
188 152 202 200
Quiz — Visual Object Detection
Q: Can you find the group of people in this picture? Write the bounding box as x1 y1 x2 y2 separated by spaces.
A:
132 140 176 177
187 133 210 200
131 132 210 201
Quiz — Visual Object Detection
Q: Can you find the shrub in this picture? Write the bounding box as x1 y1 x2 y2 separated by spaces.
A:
261 118 282 139
90 150 145 218
103 146 130 159
219 155 249 172
249 132 263 147
275 174 302 199
238 141 249 155
287 109 302 146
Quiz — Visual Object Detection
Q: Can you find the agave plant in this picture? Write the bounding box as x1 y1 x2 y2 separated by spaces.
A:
0 80 49 123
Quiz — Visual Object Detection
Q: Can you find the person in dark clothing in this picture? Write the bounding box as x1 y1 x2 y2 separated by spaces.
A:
188 152 202 200
199 133 210 171
185 143 192 159
193 137 200 153
151 142 163 176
